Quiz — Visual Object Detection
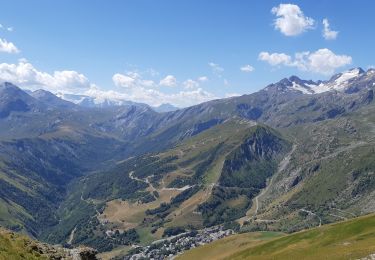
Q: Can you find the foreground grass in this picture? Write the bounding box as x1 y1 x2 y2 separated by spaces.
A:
0 228 46 260
179 213 375 260
178 231 284 260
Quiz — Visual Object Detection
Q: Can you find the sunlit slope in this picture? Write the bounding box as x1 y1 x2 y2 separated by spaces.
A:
180 213 375 260
178 231 284 260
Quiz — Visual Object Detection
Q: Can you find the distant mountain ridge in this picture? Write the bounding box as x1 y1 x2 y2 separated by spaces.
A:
56 92 148 109
2 67 372 112
266 67 373 95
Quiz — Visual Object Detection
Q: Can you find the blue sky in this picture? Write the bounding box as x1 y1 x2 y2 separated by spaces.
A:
0 0 374 107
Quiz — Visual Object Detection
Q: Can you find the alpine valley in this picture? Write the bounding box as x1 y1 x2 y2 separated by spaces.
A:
1 67 375 259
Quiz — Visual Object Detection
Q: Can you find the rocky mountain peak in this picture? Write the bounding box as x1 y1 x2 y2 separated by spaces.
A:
31 89 76 109
328 67 364 82
0 82 26 95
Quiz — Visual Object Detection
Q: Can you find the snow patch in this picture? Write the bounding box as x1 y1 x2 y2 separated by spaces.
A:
313 68 363 93
291 82 314 94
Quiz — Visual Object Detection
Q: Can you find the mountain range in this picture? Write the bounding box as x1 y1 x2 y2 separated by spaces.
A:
0 67 374 258
56 92 179 112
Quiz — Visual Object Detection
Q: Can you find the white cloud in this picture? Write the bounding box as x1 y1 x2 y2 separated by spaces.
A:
141 79 155 88
52 71 91 90
197 76 208 82
259 48 352 75
113 71 156 89
208 62 224 77
7 27 13 32
271 4 314 36
322 18 338 40
112 73 216 107
297 48 352 74
258 52 292 66
0 59 217 107
183 79 199 90
0 38 19 53
112 73 136 88
240 64 255 73
0 56 220 109
0 60 92 92
159 75 177 87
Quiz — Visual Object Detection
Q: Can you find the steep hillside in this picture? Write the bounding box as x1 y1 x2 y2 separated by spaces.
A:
0 130 127 237
180 213 375 260
241 99 375 233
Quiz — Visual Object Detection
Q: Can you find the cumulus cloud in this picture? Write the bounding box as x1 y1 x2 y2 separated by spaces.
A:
113 71 156 89
0 60 93 92
0 58 217 107
240 65 255 73
322 18 338 40
87 83 216 107
159 75 177 87
112 73 135 88
0 38 19 53
271 4 314 36
183 79 199 90
259 52 292 66
259 48 352 75
112 72 216 107
297 48 351 74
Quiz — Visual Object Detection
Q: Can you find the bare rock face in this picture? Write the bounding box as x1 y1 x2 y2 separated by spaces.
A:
27 242 98 260
69 247 98 260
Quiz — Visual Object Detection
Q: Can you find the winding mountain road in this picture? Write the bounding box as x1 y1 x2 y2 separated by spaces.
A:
300 208 322 227
129 171 192 192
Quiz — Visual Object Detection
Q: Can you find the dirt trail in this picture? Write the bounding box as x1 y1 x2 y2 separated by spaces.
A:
67 226 77 245
300 208 322 227
129 171 143 182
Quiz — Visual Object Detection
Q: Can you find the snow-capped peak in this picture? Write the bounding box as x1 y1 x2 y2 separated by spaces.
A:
264 67 371 96
264 76 318 94
331 67 364 85
313 67 365 93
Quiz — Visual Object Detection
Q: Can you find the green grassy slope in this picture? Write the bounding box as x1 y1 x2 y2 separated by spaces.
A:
178 231 284 260
180 213 375 260
0 228 46 260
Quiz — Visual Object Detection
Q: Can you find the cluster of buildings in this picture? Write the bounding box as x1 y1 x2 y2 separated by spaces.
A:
125 226 234 259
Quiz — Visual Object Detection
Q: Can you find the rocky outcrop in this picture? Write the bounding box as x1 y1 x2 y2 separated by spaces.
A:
0 227 98 260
